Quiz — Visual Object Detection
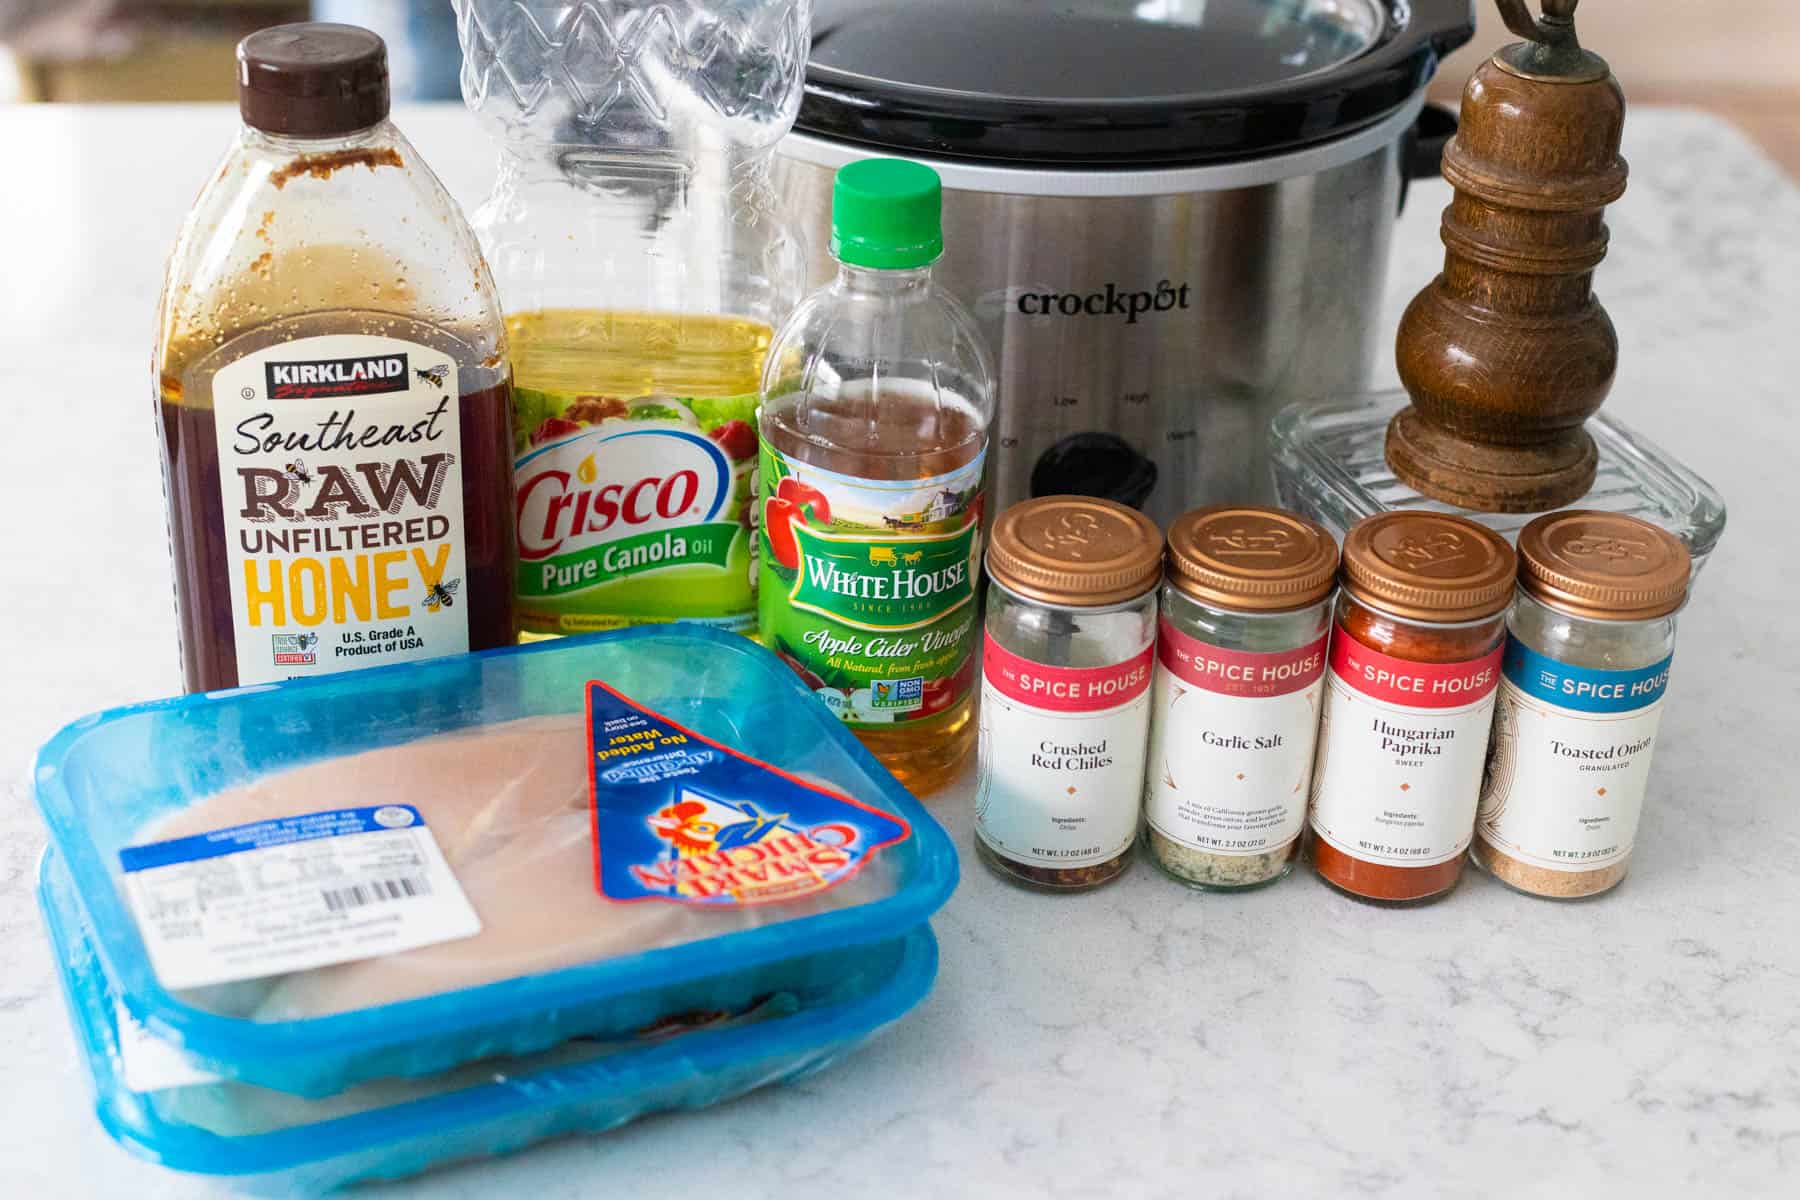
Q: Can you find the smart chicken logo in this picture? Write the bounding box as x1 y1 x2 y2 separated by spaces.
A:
631 791 862 902
588 682 909 907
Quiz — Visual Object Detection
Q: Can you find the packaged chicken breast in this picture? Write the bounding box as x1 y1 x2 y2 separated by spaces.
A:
39 847 937 1194
33 627 956 1096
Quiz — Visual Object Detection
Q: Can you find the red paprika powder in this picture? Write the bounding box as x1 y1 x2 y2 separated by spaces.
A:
1306 513 1516 904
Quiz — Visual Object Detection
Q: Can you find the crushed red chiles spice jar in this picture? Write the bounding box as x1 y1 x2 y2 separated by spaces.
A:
974 497 1163 892
1306 513 1516 904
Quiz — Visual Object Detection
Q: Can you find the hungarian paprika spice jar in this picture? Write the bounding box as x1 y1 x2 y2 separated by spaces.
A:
1307 513 1516 904
974 497 1163 891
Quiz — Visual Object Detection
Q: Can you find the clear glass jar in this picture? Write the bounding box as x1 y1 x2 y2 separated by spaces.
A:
974 498 1162 891
1267 390 1727 579
1306 513 1516 905
1471 512 1690 899
1142 505 1338 891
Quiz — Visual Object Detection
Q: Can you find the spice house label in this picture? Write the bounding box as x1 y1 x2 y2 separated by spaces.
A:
975 636 1152 869
1478 640 1673 872
1308 636 1504 868
211 334 468 684
1146 624 1327 856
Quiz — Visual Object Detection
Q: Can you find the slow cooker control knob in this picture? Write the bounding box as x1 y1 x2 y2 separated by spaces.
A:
1029 433 1158 511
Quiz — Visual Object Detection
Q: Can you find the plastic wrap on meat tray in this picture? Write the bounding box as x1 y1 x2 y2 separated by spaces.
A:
129 713 894 1021
33 627 956 1096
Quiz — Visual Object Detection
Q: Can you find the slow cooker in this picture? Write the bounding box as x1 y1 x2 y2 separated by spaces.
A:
774 0 1474 524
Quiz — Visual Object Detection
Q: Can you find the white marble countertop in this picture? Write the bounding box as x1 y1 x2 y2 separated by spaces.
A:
2 104 1797 1199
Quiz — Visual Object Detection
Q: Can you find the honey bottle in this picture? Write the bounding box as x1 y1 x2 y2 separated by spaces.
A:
154 25 517 691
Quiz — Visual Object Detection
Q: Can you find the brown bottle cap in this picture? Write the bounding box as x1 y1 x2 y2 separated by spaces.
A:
986 496 1163 607
239 24 389 138
1516 510 1690 620
1165 505 1339 612
1341 512 1517 622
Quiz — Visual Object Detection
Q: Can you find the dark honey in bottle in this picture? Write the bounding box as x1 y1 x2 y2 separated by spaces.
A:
153 24 517 691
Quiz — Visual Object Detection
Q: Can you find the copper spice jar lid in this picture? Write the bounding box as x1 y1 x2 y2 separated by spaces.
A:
1165 505 1339 612
986 496 1163 607
1516 510 1690 620
1340 512 1516 623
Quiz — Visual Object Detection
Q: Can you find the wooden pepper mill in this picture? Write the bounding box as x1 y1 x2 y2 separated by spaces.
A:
1386 0 1627 513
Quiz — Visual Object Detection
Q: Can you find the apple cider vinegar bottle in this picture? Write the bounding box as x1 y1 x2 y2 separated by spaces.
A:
758 160 996 796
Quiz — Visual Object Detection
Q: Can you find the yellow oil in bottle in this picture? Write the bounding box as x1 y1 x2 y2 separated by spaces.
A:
761 379 988 798
505 309 770 399
504 309 772 639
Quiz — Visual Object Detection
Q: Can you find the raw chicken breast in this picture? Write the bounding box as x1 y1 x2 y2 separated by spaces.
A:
140 716 593 865
255 810 689 1018
127 714 897 1020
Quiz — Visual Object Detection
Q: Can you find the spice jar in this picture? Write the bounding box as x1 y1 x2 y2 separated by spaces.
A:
975 497 1162 891
1143 506 1338 891
1472 511 1689 899
1307 513 1516 904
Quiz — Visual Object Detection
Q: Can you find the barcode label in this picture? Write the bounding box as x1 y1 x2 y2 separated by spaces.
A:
320 875 432 913
121 805 481 990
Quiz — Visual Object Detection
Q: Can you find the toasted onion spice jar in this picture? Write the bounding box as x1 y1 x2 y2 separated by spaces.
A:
1143 506 1338 891
975 497 1163 891
1307 513 1516 904
1472 512 1690 899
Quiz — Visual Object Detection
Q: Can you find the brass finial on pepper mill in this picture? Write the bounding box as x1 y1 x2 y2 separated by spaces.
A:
1386 0 1627 512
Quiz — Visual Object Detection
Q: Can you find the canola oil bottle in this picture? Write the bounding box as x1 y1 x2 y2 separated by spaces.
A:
758 160 997 796
453 0 808 636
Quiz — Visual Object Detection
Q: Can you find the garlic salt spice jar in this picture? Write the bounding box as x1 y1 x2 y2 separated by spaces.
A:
1307 513 1516 905
1472 511 1690 899
975 497 1163 891
1143 506 1338 891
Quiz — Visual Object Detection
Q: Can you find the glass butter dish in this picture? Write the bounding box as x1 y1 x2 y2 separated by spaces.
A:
32 627 956 1098
40 847 937 1195
1269 391 1727 577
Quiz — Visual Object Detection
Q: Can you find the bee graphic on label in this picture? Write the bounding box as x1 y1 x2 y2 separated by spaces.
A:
294 632 319 651
283 458 312 486
414 364 449 389
421 578 461 612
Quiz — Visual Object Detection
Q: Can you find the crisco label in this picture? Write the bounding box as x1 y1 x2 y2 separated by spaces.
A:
210 334 469 684
511 393 759 634
758 441 986 728
587 681 909 904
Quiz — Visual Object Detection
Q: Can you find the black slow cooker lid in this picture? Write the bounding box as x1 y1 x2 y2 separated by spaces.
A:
800 0 1475 167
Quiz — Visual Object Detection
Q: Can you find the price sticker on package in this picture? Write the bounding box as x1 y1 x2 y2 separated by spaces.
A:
119 805 481 991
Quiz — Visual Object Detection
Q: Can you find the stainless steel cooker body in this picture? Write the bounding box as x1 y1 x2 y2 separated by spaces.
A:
774 97 1433 525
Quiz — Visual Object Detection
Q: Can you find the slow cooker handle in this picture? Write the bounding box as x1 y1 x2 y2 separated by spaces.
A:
1399 103 1460 214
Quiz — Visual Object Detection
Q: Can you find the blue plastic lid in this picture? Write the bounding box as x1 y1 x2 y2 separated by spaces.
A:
39 846 938 1191
32 627 957 1097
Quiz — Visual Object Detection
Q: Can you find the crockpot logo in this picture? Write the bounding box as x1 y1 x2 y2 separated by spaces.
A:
1015 280 1192 325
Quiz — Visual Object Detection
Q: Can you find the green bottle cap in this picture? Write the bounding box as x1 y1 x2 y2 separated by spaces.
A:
830 158 943 270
